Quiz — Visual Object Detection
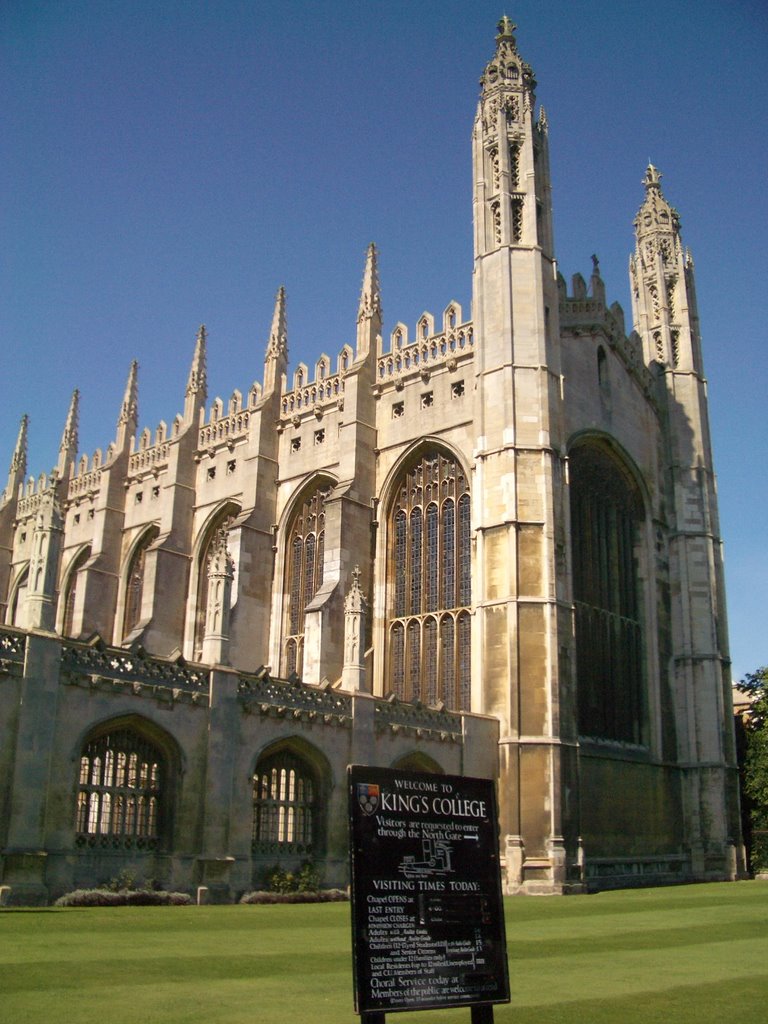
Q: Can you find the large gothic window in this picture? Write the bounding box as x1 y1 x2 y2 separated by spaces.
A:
75 727 165 849
283 483 331 676
386 451 472 710
252 750 317 856
193 507 239 660
570 443 645 744
122 528 158 640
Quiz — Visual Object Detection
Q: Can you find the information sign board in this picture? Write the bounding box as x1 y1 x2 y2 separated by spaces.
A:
349 765 510 1015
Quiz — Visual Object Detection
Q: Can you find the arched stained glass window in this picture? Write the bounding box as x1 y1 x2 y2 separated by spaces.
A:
252 750 317 854
75 728 165 849
283 483 331 676
386 451 472 710
570 443 646 744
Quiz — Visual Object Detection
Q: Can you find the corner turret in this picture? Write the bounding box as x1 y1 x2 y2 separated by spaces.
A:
630 164 702 373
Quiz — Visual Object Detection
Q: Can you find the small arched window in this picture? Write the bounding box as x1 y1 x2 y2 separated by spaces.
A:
76 727 166 849
252 749 318 855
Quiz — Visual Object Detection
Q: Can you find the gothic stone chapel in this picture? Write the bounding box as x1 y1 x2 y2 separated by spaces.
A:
0 19 743 903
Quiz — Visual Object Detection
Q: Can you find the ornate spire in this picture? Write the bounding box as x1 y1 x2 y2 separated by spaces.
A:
357 243 382 325
634 162 680 240
480 15 536 96
187 325 208 399
9 414 28 478
118 360 139 427
263 286 288 395
266 286 287 360
115 360 139 451
58 389 79 476
630 164 700 372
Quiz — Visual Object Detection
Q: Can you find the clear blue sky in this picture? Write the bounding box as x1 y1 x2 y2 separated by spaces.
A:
2 0 766 682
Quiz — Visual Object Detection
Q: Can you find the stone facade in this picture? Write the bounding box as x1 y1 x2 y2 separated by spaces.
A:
0 19 743 903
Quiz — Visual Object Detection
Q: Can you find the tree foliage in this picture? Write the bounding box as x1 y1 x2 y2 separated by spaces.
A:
737 666 768 871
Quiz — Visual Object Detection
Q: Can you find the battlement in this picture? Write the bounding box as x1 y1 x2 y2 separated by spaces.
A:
281 350 348 419
377 303 474 383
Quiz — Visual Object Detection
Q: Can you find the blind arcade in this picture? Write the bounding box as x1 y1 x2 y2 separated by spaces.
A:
348 766 510 1023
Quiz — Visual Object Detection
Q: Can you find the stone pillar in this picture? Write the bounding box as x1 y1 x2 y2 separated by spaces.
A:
25 488 64 632
342 566 367 692
197 665 239 901
201 527 234 667
2 633 62 903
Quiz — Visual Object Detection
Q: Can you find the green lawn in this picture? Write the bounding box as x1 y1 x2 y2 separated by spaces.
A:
1 882 767 1024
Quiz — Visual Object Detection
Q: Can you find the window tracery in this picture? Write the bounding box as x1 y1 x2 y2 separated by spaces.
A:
386 451 471 710
570 443 645 745
283 483 331 676
252 750 317 855
75 728 164 849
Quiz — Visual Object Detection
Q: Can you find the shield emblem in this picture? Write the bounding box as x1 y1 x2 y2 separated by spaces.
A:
357 783 380 816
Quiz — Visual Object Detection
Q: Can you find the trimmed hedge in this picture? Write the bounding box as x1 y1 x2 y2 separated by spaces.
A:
54 888 192 907
239 889 348 905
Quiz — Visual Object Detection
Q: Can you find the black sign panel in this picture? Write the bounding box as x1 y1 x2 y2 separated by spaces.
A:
349 765 510 1015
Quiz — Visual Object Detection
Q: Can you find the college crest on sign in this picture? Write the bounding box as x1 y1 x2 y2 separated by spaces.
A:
357 783 380 816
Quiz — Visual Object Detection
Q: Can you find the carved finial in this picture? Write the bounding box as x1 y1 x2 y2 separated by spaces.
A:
497 15 516 40
357 243 382 325
644 163 662 189
591 253 600 273
187 325 208 398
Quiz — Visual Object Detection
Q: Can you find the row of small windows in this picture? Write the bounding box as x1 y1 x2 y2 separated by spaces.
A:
76 728 320 856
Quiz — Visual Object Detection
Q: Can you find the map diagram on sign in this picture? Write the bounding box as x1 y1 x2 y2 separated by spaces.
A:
398 838 454 879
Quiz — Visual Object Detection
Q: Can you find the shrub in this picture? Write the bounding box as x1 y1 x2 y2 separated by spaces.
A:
263 860 322 894
54 888 191 907
239 888 348 905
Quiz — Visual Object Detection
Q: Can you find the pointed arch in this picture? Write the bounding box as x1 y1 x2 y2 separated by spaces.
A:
380 442 473 710
251 737 331 870
190 501 241 661
568 434 648 745
59 544 91 637
280 477 334 676
121 526 159 641
6 563 29 628
73 714 180 850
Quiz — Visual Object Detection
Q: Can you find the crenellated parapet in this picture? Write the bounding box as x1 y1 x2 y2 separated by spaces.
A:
559 264 658 405
281 367 345 419
376 303 474 386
